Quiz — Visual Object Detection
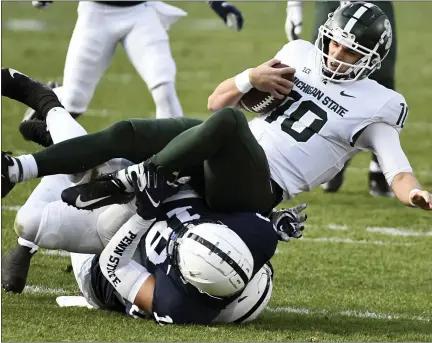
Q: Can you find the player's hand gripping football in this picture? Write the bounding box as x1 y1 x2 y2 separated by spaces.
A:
209 1 244 31
409 189 432 210
270 203 307 242
249 59 295 99
130 162 190 220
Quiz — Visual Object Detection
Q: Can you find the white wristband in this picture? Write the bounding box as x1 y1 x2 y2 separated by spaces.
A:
234 68 253 94
408 188 421 207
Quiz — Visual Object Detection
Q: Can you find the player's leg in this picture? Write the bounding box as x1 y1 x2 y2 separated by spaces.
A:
1 173 68 294
151 107 280 213
122 4 183 119
2 115 202 197
59 2 120 116
63 108 279 213
69 253 102 309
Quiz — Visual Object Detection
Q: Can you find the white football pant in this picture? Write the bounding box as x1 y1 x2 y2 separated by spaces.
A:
61 1 186 118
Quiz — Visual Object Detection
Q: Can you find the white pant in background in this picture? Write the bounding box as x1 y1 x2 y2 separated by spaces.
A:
60 1 186 118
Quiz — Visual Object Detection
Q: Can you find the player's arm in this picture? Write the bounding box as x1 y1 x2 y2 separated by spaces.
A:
356 122 431 210
207 59 295 111
99 213 156 314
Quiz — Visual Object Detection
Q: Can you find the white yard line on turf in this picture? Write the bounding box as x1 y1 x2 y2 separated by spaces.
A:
347 167 432 177
42 250 71 257
23 284 431 323
24 285 68 295
301 237 412 246
267 306 431 323
367 227 432 237
2 205 22 211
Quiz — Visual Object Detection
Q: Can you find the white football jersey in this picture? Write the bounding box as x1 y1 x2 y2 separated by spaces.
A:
248 40 408 196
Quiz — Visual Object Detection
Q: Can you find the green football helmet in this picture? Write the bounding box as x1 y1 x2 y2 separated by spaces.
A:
315 2 393 83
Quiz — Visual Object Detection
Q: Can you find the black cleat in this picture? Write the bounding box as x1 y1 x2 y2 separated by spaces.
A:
2 69 62 119
22 81 59 122
1 243 37 294
322 164 348 193
1 151 17 198
19 119 53 147
61 174 135 211
369 171 394 197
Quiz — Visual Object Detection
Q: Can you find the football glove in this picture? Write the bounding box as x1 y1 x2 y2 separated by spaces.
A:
285 1 303 41
270 203 307 242
209 1 244 31
32 1 53 9
130 162 190 220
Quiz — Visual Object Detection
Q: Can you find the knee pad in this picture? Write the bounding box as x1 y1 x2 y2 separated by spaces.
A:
14 204 45 242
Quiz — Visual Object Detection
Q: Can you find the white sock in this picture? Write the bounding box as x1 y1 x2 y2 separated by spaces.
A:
9 155 38 183
151 83 183 119
46 107 87 143
18 237 39 254
369 160 382 173
46 107 89 183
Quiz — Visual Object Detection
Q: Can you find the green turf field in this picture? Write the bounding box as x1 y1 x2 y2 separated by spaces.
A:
1 2 431 342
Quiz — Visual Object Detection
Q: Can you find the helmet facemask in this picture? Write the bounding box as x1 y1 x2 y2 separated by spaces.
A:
315 13 389 83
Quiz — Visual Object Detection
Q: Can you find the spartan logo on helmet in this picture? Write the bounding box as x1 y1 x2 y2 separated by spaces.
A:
382 19 392 51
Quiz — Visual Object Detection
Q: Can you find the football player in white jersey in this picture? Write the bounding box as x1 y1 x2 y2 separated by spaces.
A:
2 107 303 324
19 0 244 143
285 0 398 196
2 4 430 215
1 70 306 298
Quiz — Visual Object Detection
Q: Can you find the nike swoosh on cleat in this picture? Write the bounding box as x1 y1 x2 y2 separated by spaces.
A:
145 189 160 207
9 69 27 79
75 195 111 208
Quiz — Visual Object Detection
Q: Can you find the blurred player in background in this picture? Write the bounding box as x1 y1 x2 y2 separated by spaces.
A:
285 0 397 197
20 1 244 140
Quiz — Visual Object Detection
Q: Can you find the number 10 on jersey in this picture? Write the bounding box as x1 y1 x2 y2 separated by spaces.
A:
265 90 328 142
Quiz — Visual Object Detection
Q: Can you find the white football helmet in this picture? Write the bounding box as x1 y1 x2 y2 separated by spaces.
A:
167 220 254 297
214 262 274 324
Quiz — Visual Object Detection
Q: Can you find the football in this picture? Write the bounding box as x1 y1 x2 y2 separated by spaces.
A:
239 63 295 114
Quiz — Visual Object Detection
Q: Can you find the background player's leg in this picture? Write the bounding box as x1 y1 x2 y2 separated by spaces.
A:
122 4 183 119
60 2 119 116
152 107 278 214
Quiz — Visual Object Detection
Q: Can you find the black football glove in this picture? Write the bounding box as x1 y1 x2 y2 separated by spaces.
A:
209 1 244 31
131 162 190 220
32 1 53 9
270 203 307 242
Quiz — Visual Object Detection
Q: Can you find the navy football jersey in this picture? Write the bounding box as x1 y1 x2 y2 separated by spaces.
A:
141 196 278 325
89 194 278 325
